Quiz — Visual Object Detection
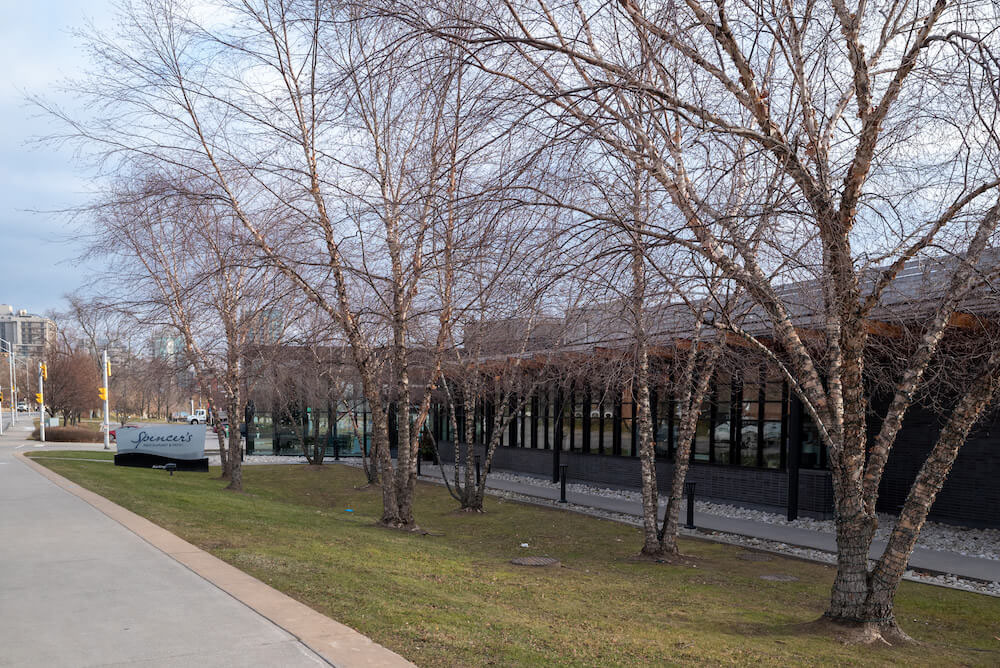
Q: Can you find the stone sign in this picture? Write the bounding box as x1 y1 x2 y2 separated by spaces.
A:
114 424 209 471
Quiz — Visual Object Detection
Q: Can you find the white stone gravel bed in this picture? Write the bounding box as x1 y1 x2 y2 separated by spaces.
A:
476 469 1000 561
208 454 309 465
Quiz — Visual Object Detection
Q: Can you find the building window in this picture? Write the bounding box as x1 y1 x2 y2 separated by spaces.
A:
653 389 671 459
762 373 785 469
713 375 733 464
740 374 761 466
693 390 711 462
621 385 635 457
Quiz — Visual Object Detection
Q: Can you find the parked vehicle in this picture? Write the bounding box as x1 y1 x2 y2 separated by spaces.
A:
109 424 140 441
188 409 208 424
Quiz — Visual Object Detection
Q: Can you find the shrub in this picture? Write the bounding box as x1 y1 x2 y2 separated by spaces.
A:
30 426 103 443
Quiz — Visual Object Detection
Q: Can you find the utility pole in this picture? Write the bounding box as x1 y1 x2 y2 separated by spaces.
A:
37 361 46 442
1 338 13 428
7 343 14 426
101 350 111 450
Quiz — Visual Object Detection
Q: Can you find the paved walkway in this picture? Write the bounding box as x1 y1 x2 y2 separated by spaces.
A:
0 423 413 667
417 464 1000 583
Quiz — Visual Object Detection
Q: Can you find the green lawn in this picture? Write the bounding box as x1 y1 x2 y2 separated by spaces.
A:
27 453 1000 667
29 451 114 461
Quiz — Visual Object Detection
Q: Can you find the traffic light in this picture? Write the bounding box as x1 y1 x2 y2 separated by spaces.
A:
106 360 111 378
35 392 43 404
41 363 47 381
98 387 108 401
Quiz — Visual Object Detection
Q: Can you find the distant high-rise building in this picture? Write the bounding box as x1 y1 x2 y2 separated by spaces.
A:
150 332 186 362
248 308 283 344
0 305 57 357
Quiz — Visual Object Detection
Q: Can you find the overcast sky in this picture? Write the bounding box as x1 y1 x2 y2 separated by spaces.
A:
0 2 115 318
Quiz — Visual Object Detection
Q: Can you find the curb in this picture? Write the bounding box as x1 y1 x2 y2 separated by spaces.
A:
16 451 416 668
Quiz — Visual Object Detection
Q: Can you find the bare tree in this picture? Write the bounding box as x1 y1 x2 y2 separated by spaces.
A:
53 0 556 528
43 337 101 426
382 0 1000 641
84 178 284 492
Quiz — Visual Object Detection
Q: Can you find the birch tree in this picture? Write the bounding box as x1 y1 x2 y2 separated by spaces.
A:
385 0 1000 641
87 178 281 491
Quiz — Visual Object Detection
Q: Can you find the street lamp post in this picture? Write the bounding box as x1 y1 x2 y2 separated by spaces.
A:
38 361 45 442
0 338 14 430
8 344 14 425
102 350 110 450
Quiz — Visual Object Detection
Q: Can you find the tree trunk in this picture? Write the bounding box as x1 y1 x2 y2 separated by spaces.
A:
217 415 231 480
828 351 1000 642
630 231 660 556
223 390 243 492
658 343 720 555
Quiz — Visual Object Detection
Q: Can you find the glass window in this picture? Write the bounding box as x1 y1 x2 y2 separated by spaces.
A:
530 395 539 448
714 380 732 465
693 398 711 462
572 395 584 452
596 393 614 455
517 402 526 448
542 393 558 450
621 389 634 457
762 372 786 469
740 381 760 466
801 412 823 469
655 391 672 458
562 397 573 451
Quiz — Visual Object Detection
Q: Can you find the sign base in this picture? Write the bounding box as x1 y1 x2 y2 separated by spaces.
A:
114 452 209 472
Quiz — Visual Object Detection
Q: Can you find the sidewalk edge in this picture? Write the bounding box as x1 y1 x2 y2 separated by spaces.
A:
16 452 416 668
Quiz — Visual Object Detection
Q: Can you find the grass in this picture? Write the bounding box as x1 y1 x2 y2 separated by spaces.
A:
27 453 1000 667
29 450 114 461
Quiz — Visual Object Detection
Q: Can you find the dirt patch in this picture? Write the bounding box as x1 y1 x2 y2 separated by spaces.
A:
625 552 701 567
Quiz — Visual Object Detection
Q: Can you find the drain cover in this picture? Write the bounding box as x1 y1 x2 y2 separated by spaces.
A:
738 552 773 562
760 574 798 582
511 556 560 567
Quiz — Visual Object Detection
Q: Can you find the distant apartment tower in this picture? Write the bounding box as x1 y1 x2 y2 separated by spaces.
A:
150 332 186 362
0 305 57 357
248 308 283 344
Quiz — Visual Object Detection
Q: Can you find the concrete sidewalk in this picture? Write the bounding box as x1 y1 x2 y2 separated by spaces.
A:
0 424 413 667
417 464 1000 583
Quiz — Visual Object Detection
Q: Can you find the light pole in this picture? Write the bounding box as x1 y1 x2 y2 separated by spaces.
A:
38 361 46 442
0 338 13 430
101 350 110 450
11 352 18 424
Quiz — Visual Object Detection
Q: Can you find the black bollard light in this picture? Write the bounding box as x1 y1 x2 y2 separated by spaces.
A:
559 464 568 503
684 481 696 529
474 455 481 486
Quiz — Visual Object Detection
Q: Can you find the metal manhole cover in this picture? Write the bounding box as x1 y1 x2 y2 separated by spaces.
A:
760 574 798 582
511 556 560 567
738 552 773 562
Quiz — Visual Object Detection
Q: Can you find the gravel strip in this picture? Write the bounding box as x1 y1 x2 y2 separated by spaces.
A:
476 469 1000 561
209 454 309 465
